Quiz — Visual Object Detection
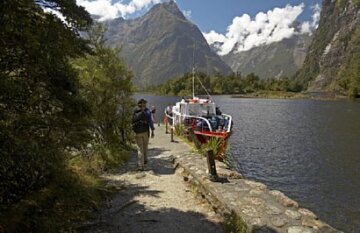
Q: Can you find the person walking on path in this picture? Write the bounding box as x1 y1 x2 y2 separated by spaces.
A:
132 99 155 171
164 104 173 133
150 105 160 127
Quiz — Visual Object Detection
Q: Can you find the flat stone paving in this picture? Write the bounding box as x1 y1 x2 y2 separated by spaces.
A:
81 125 341 233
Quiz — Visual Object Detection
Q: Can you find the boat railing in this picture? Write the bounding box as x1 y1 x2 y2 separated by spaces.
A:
222 114 232 133
170 108 232 133
172 109 213 132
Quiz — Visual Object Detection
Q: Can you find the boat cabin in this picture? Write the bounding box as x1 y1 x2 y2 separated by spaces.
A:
171 97 230 133
173 98 216 117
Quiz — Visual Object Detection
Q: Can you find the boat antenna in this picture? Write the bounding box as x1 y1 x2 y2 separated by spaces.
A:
192 41 212 100
196 74 212 100
192 42 195 99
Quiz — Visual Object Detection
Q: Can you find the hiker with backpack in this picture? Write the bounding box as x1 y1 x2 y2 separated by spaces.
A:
132 99 155 171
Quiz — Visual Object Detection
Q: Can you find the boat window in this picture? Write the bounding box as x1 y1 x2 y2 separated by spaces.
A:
188 104 200 115
199 104 215 116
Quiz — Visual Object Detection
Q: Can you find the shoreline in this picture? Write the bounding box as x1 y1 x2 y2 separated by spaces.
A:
137 91 359 102
170 132 340 232
230 92 354 101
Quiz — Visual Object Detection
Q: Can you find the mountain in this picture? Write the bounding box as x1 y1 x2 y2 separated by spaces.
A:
104 1 231 87
221 33 312 79
294 0 360 96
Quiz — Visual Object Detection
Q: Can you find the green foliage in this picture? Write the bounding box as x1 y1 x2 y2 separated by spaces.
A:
72 23 134 150
0 2 134 232
336 0 346 7
336 0 359 7
294 25 330 88
1 164 105 232
199 137 224 157
152 72 301 96
224 212 248 233
337 25 360 98
353 0 360 6
0 0 92 213
174 124 186 136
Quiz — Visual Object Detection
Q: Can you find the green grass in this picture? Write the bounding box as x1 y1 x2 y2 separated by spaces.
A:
224 212 248 233
198 137 224 157
174 124 186 136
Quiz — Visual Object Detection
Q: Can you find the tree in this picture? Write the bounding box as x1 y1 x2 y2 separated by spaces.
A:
0 0 92 211
72 24 134 154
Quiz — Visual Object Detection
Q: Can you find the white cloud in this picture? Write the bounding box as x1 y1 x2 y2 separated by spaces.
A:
310 4 321 29
300 21 311 34
76 0 162 21
203 3 316 55
300 3 321 34
182 10 192 19
203 30 226 45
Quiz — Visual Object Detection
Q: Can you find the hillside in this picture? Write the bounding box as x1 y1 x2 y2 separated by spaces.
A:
104 1 231 87
222 34 312 79
294 0 360 97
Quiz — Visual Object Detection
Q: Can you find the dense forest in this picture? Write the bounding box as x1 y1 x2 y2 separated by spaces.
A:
152 72 302 97
0 1 134 231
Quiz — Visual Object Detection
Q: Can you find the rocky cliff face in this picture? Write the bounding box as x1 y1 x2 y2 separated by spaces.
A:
222 34 312 79
104 1 231 87
295 0 360 95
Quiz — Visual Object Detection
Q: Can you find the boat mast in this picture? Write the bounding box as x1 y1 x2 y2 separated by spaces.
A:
191 42 212 100
192 42 195 99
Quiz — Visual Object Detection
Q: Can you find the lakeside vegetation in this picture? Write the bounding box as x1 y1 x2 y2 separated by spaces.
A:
152 67 360 99
0 1 134 232
151 72 304 98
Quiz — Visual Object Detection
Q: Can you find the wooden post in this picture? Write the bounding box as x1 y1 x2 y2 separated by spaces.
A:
165 120 168 134
206 150 218 181
170 127 174 142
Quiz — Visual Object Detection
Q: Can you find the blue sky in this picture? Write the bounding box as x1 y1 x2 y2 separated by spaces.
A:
77 0 322 54
175 0 322 34
77 0 322 31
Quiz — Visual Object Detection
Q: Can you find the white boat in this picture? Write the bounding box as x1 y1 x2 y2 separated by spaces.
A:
165 68 233 161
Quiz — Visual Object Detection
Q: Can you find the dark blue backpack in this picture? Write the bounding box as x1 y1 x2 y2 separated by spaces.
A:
132 109 149 133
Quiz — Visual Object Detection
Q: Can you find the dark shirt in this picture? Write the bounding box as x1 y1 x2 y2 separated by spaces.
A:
145 108 155 131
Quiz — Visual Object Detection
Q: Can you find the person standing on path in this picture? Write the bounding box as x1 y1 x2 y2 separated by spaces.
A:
132 99 155 171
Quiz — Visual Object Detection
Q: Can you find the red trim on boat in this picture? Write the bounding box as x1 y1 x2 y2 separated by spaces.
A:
193 130 230 138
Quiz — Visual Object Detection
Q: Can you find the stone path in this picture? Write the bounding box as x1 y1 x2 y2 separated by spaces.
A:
79 124 340 233
79 125 224 233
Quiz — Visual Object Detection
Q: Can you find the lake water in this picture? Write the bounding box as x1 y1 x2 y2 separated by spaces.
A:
135 94 360 232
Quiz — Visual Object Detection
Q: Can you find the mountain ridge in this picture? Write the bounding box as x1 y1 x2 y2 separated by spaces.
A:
221 34 312 79
104 1 231 87
294 0 360 96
